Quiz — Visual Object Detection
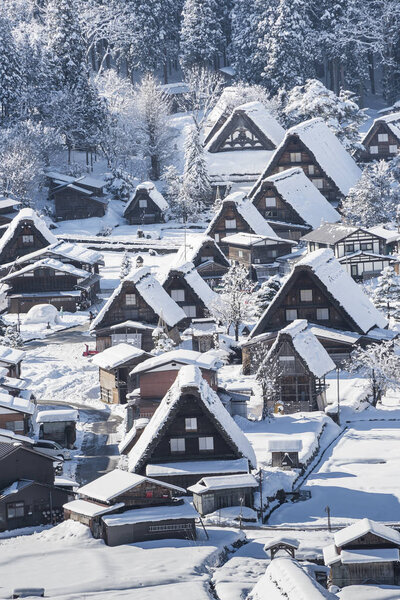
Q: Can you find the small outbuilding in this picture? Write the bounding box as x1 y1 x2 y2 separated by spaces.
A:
267 438 303 469
264 536 299 559
36 408 78 448
124 182 168 225
188 473 258 516
47 172 108 221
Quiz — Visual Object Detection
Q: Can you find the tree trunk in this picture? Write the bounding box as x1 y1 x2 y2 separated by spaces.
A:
368 51 376 95
235 321 239 342
150 155 160 180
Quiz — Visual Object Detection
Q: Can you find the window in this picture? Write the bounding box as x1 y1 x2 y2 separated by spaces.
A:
100 387 113 403
125 294 137 306
139 199 147 208
300 289 313 302
389 145 398 154
214 233 220 242
238 250 244 258
378 133 389 142
278 166 286 172
313 178 324 189
265 197 277 207
290 152 301 162
345 243 355 254
185 417 197 431
279 355 295 362
183 305 196 318
199 436 214 451
145 490 153 498
5 420 24 432
7 502 24 519
285 309 298 321
369 145 378 154
360 242 373 251
308 165 315 175
225 219 236 229
171 289 185 302
266 249 278 258
170 438 185 452
316 308 329 320
22 235 34 244
111 333 142 347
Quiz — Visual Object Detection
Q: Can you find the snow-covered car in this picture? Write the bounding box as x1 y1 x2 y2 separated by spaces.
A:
32 440 71 461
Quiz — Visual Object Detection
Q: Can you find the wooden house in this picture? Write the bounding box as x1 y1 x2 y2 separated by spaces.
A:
251 167 340 241
160 262 218 323
36 408 78 448
369 225 400 255
124 182 168 225
172 235 230 286
188 472 258 516
360 112 400 161
249 118 362 206
205 102 285 194
129 348 221 419
89 267 186 352
221 233 295 281
189 318 222 352
259 320 335 413
267 438 303 469
203 86 244 146
301 223 396 281
63 469 196 546
0 441 71 532
0 390 35 435
205 192 285 255
0 197 20 226
91 320 156 354
128 365 256 489
1 257 101 313
248 249 387 339
249 557 337 600
47 172 108 221
323 518 400 588
0 208 58 266
0 345 25 378
92 343 152 404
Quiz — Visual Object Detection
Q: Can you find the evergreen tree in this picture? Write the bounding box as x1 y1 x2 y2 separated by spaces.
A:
152 326 176 354
342 161 399 228
372 266 400 319
182 123 212 211
261 0 315 94
119 251 132 279
0 325 23 348
0 12 22 123
255 275 281 317
180 0 224 70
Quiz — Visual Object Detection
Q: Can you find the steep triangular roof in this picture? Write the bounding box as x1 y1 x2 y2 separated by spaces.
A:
206 101 285 153
258 167 340 229
250 249 387 337
173 235 230 269
362 111 400 145
1 241 103 269
0 208 57 263
128 365 257 472
249 118 362 199
267 320 335 378
90 267 186 330
334 518 400 548
124 182 168 217
203 87 242 144
160 261 218 307
205 192 286 240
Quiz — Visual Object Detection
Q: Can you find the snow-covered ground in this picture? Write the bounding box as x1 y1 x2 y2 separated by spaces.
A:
0 520 243 600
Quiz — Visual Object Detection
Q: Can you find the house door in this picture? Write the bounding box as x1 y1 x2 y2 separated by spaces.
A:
351 265 358 278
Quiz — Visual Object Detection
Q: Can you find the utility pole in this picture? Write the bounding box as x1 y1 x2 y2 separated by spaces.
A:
325 505 331 531
258 468 263 523
336 366 340 426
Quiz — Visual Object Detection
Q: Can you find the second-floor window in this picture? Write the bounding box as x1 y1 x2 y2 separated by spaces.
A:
199 436 214 451
389 145 398 154
22 235 34 245
171 289 185 302
185 418 197 431
316 308 329 320
369 145 378 154
170 438 185 452
225 219 236 229
378 133 388 142
290 152 301 162
125 294 137 306
300 289 313 302
139 199 147 208
285 308 298 321
360 242 373 251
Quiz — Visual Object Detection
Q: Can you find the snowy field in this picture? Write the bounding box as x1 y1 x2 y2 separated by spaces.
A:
268 419 400 526
0 521 243 600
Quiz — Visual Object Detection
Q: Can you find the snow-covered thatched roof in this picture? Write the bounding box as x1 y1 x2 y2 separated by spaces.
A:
90 267 186 330
130 348 221 376
250 118 362 198
124 181 168 215
362 111 400 143
3 241 103 268
205 192 285 240
248 557 337 600
128 365 257 472
261 168 340 229
159 261 218 306
0 208 57 259
267 319 335 378
1 258 89 281
172 234 229 269
188 472 258 494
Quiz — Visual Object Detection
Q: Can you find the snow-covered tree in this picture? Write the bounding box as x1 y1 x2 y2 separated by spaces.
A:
210 263 255 341
342 161 399 227
255 350 282 419
119 251 132 279
133 74 172 180
0 11 22 123
282 79 367 152
346 341 400 406
180 66 223 129
105 169 139 202
254 275 281 317
152 327 176 354
182 123 212 209
372 266 400 318
261 0 315 94
0 325 23 349
180 0 224 70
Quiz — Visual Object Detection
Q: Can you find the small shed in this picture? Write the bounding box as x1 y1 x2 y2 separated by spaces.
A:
36 408 78 448
188 318 222 353
264 536 300 559
92 343 152 404
267 438 303 469
0 391 35 436
124 182 168 225
47 172 107 221
188 472 258 516
101 498 198 546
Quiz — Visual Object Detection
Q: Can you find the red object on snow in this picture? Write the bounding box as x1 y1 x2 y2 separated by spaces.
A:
82 343 98 357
